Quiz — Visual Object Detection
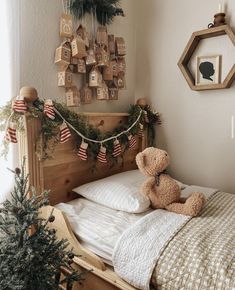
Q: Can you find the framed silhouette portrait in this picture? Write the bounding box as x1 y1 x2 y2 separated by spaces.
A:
196 55 221 86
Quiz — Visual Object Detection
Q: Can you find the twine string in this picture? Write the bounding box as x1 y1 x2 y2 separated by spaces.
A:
53 107 143 144
62 0 65 13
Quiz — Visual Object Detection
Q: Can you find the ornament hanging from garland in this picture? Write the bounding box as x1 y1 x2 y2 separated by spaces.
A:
97 145 108 164
12 96 27 114
77 141 89 161
60 122 72 143
55 0 127 106
112 139 122 158
4 122 18 144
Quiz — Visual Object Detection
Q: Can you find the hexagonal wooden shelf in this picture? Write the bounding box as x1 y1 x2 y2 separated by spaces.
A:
178 25 235 91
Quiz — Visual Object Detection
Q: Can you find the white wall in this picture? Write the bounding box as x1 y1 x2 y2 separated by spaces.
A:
20 0 136 112
135 0 235 193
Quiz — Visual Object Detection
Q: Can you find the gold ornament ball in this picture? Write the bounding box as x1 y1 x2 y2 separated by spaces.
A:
136 98 148 108
20 86 38 103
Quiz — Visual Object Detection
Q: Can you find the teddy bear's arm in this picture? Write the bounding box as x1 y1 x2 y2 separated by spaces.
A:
141 177 156 197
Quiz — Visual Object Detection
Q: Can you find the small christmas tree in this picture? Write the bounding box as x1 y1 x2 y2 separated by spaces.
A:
0 158 85 290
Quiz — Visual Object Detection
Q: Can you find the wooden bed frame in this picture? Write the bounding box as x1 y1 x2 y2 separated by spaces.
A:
19 112 148 290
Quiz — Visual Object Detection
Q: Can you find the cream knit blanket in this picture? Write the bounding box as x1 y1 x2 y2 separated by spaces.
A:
112 186 217 290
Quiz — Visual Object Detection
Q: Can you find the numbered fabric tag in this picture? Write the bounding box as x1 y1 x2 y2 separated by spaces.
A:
112 139 122 158
77 141 88 161
97 145 107 163
128 134 137 150
5 122 17 144
12 96 27 114
60 122 71 143
44 99 55 120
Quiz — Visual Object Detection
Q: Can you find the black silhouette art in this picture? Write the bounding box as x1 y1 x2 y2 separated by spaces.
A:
199 61 215 81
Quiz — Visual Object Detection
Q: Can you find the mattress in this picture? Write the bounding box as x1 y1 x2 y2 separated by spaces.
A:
56 198 153 265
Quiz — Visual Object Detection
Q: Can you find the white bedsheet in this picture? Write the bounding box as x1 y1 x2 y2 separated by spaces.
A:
56 198 152 264
55 185 216 267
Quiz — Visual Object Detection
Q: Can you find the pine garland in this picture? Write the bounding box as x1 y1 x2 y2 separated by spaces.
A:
0 158 85 289
69 0 124 25
0 99 160 161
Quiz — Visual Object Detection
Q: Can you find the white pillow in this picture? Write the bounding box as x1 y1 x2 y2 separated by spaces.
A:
72 170 150 213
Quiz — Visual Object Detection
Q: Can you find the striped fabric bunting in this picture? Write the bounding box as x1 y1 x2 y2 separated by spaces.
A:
5 123 17 144
44 99 55 120
12 96 27 114
128 134 137 150
97 145 107 163
77 141 88 161
112 139 122 157
138 123 144 138
60 122 71 143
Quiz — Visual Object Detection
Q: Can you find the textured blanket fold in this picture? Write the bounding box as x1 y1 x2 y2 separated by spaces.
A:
112 186 218 290
152 191 235 290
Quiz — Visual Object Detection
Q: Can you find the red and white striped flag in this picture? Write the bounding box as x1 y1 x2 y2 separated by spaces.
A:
60 122 71 143
12 96 27 114
44 99 55 120
77 141 88 161
128 134 137 150
112 139 122 158
4 123 17 144
97 145 107 164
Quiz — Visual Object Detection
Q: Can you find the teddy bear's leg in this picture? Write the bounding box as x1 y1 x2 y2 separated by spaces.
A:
165 192 206 217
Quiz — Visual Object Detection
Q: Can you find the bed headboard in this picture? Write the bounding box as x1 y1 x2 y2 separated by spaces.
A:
19 112 148 205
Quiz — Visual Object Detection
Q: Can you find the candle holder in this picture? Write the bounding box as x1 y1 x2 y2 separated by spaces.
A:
208 13 226 28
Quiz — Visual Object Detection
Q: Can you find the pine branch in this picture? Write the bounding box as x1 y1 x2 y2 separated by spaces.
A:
70 0 124 25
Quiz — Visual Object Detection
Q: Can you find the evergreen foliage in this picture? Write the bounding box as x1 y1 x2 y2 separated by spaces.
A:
0 100 160 161
70 0 124 25
0 159 84 290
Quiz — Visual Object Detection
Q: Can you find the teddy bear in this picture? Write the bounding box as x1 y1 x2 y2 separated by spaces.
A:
136 147 206 217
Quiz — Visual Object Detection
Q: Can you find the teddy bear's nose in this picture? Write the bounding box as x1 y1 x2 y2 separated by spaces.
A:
165 153 168 156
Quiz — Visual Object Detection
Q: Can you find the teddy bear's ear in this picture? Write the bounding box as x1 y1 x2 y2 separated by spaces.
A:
136 152 146 170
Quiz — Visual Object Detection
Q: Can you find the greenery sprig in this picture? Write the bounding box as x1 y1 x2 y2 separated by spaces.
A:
0 99 160 161
70 0 124 25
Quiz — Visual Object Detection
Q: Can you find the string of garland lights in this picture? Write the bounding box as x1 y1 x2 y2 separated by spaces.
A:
0 97 160 162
